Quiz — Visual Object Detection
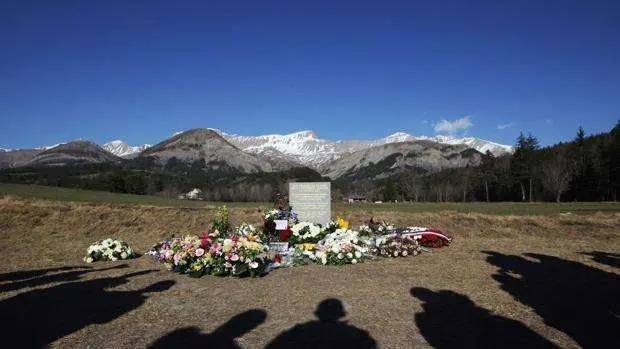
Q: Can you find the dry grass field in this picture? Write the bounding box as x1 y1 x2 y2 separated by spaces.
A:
0 194 618 348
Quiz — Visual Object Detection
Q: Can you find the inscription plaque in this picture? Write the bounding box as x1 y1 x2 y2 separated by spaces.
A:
289 182 331 225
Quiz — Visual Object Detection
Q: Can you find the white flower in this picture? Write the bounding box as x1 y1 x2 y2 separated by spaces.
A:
249 261 259 269
337 253 344 259
120 252 128 259
355 251 362 258
346 252 353 258
85 257 93 263
402 250 408 256
351 259 357 264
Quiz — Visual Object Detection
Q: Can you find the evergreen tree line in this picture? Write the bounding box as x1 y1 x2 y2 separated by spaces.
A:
374 122 620 202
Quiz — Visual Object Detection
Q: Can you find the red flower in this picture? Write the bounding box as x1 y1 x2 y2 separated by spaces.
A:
274 255 282 264
279 228 293 241
199 233 211 248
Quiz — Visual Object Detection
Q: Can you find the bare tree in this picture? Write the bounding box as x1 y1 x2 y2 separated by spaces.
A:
542 151 575 202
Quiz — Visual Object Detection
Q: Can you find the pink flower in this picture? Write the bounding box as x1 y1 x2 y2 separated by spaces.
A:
230 254 239 261
195 248 205 257
173 253 182 263
225 262 232 269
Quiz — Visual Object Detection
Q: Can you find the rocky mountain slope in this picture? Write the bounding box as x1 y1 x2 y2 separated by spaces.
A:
3 129 510 174
219 130 511 170
139 128 280 173
323 140 484 180
0 149 43 169
27 141 123 167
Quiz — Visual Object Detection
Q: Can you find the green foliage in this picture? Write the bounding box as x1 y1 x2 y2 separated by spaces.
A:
383 181 397 201
211 205 230 233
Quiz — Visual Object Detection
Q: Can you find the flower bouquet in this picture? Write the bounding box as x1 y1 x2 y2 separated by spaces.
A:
373 234 422 258
148 230 269 278
288 221 324 243
262 208 298 241
314 229 371 265
84 238 136 263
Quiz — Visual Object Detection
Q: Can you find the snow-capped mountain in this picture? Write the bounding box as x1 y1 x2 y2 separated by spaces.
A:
102 140 150 158
220 130 364 169
218 130 512 170
3 130 512 172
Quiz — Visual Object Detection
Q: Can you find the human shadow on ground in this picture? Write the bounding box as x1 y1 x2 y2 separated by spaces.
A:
149 309 267 349
0 265 90 282
581 250 620 268
0 264 129 292
411 287 557 348
484 251 620 348
265 298 377 349
0 269 175 348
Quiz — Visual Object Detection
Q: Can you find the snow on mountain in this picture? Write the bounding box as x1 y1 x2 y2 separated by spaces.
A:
220 130 362 169
37 143 65 150
102 140 151 158
219 130 512 170
373 133 513 156
2 131 512 170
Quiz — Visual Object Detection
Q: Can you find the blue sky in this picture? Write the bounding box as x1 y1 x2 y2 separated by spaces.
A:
1 0 618 149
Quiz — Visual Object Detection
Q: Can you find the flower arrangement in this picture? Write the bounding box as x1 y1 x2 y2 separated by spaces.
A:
407 228 452 248
84 238 136 263
289 221 323 243
148 230 268 277
314 229 370 265
262 207 298 241
146 205 452 278
373 234 422 258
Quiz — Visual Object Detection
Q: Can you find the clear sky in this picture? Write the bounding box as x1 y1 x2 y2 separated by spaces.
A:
1 0 618 149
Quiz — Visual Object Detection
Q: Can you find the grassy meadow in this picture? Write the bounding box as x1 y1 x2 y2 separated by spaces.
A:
0 183 618 348
1 182 618 216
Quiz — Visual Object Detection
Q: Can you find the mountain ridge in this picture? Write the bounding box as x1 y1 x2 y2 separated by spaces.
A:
1 129 513 171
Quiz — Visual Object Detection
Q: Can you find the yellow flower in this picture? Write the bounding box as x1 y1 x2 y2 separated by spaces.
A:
246 232 262 243
336 217 349 229
296 243 316 251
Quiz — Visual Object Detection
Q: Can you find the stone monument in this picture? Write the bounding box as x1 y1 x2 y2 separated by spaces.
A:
289 182 331 225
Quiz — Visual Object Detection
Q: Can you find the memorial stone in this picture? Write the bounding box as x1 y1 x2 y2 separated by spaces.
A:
289 182 331 225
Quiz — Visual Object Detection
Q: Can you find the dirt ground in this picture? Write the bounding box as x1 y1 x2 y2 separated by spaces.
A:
0 196 618 348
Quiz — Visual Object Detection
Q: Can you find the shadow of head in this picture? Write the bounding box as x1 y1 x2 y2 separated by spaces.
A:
580 251 620 268
411 287 474 308
213 309 267 338
314 298 346 322
141 280 175 293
